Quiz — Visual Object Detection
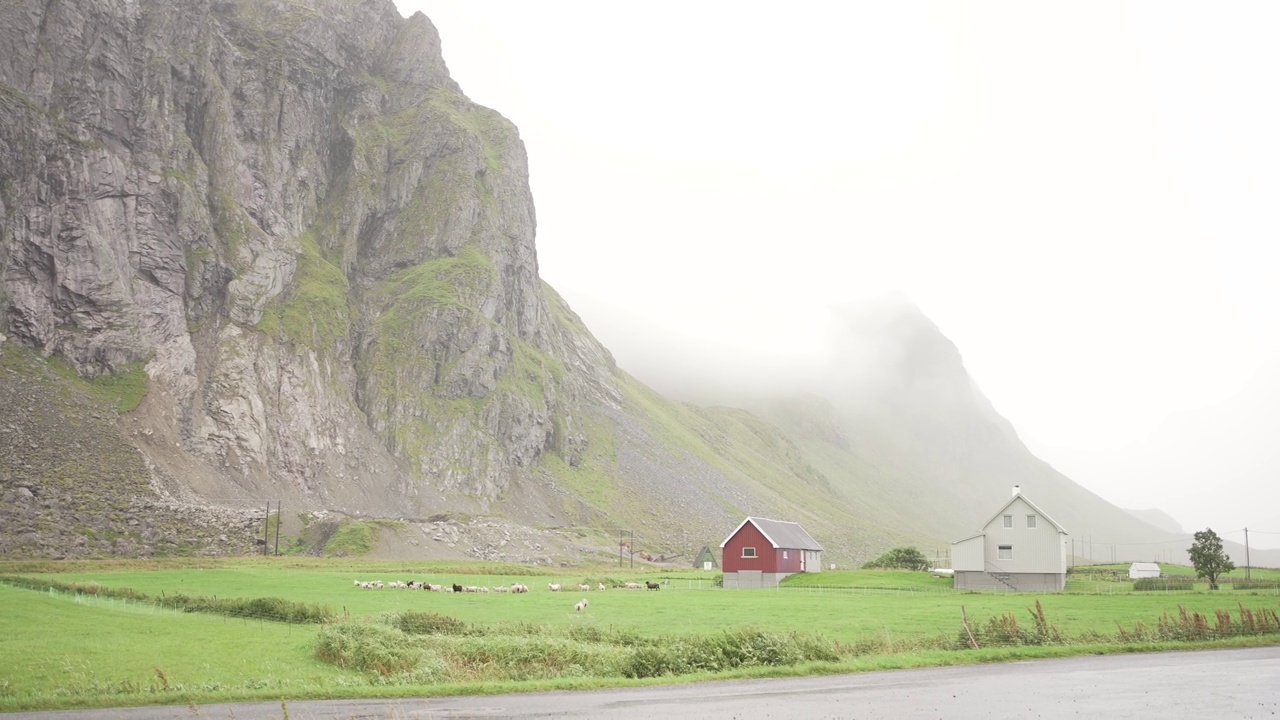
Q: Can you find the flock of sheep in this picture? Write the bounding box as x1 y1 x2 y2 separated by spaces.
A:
351 577 666 612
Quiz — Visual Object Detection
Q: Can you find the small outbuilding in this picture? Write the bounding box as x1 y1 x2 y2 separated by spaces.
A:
720 517 823 589
693 545 719 570
1128 562 1161 579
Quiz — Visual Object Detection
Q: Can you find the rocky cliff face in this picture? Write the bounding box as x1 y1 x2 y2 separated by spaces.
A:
0 0 609 524
6 0 1192 568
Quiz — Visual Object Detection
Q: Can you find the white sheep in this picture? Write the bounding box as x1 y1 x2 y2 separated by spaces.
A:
578 583 591 592
574 598 589 613
548 583 562 592
597 582 606 591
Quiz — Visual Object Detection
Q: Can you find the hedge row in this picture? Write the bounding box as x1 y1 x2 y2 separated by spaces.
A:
1133 577 1195 591
0 574 334 623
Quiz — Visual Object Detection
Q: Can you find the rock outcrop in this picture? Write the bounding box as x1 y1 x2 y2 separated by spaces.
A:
0 0 605 524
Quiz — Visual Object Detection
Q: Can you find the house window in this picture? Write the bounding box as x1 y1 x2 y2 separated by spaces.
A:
1027 515 1037 529
998 545 1013 560
1003 515 1013 528
783 550 789 559
742 547 757 558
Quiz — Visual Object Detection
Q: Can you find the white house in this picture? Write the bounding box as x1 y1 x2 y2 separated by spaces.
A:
951 485 1069 591
1128 562 1161 579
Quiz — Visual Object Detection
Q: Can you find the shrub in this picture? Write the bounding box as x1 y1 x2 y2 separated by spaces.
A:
0 575 333 623
156 593 333 623
965 601 1062 647
1227 580 1280 591
1134 577 1194 591
621 628 837 678
394 611 467 636
621 645 680 679
437 635 627 681
862 547 930 571
313 621 447 682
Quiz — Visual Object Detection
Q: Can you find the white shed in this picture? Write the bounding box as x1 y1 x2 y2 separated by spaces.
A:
1128 562 1161 579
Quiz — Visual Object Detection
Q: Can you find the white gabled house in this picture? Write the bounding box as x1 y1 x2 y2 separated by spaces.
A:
951 485 1069 591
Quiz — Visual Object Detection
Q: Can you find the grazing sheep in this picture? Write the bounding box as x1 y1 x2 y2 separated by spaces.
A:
597 583 606 592
575 598 589 613
624 582 642 590
494 585 510 593
579 583 591 592
512 583 529 593
646 581 660 590
427 584 443 592
452 584 463 593
548 583 562 592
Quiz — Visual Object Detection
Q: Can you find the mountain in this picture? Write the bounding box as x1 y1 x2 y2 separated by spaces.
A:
2 0 1273 568
0 0 854 561
1125 508 1185 537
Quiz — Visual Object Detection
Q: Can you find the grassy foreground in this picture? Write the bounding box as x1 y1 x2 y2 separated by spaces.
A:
2 559 1279 712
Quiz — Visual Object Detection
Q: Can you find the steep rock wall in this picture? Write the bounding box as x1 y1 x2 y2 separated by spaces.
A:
0 0 597 513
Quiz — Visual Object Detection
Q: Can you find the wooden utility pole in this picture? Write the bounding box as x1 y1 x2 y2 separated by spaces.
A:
1245 527 1251 581
273 500 282 556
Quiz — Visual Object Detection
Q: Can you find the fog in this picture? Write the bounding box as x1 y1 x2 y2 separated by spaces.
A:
398 2 1280 549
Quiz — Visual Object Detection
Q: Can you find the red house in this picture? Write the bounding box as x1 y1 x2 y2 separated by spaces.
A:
720 517 824 588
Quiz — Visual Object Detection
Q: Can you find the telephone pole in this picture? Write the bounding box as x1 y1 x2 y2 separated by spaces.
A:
1245 527 1251 581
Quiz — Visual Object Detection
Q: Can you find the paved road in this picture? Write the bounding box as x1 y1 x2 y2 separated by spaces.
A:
7 646 1280 719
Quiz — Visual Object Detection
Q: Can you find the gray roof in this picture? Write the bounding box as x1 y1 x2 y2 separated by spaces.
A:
721 517 824 551
1130 562 1160 571
978 492 1068 535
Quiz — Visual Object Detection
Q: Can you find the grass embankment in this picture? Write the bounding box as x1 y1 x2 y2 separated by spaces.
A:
2 561 1279 712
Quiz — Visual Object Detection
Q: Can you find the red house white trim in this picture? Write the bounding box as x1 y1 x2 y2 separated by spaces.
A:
720 517 824 588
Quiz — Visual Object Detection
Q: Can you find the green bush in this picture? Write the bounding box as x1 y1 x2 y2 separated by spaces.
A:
620 628 835 678
314 621 446 681
0 575 333 623
1227 580 1280 590
156 593 333 623
621 645 681 678
394 611 468 636
862 547 930 571
437 635 626 681
1133 577 1194 591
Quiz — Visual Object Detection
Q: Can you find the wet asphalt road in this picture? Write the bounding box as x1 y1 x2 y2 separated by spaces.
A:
5 646 1279 719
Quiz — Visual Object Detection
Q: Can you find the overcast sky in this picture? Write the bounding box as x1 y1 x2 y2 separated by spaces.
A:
396 1 1280 549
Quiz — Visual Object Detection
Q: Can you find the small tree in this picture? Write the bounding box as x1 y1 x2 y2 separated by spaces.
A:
1188 528 1234 590
862 546 930 571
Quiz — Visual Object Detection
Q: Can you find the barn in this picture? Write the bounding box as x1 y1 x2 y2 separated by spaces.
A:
1129 562 1161 579
720 517 824 589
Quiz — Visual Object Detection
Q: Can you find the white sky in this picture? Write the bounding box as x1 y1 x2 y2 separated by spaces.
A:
396 1 1280 549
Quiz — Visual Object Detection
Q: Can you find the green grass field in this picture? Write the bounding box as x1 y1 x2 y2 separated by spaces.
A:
2 559 1278 712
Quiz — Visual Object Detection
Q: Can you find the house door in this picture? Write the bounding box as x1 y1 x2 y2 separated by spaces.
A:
800 552 806 572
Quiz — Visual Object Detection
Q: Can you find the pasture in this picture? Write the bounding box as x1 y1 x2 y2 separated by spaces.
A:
2 559 1279 712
